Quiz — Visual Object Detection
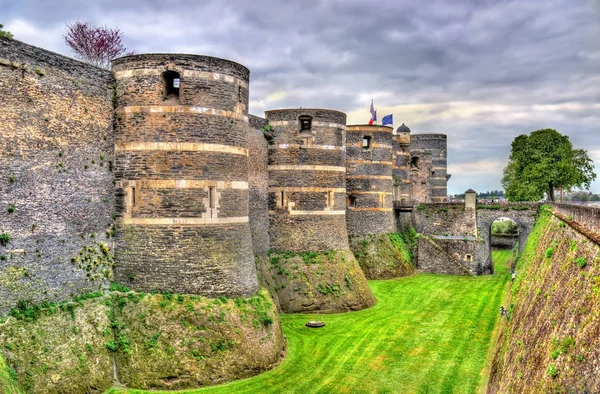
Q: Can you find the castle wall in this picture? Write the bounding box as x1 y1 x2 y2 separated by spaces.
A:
410 134 448 203
112 54 258 297
412 203 477 237
0 38 115 314
263 109 375 312
345 125 394 235
265 109 349 252
248 115 270 258
392 131 411 204
417 236 487 275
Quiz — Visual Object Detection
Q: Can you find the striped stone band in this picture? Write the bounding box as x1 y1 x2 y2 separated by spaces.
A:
116 142 248 156
268 120 346 128
269 210 346 216
347 160 392 165
114 69 248 88
348 208 393 212
347 191 393 195
268 165 346 172
269 144 345 151
268 187 346 193
346 175 393 180
122 217 249 225
125 180 248 189
121 106 248 122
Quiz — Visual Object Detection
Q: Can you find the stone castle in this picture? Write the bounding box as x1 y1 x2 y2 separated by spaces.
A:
0 37 449 315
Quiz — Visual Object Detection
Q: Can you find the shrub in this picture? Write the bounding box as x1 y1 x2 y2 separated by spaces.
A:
0 232 10 246
575 257 587 269
416 204 425 211
7 205 15 213
109 282 131 292
546 364 558 378
545 248 554 258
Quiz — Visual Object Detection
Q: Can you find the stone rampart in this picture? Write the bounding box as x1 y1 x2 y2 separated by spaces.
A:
112 54 258 297
0 37 114 314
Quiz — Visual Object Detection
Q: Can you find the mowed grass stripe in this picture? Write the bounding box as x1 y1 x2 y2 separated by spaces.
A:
107 250 510 394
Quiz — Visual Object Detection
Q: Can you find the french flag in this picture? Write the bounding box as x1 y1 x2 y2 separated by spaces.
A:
368 100 377 125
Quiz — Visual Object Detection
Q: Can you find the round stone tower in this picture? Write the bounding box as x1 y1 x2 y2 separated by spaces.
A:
392 123 412 205
346 125 415 279
264 109 375 313
112 54 258 297
345 124 394 235
410 134 448 203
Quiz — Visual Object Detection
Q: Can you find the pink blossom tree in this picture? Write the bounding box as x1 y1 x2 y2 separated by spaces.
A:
64 22 133 69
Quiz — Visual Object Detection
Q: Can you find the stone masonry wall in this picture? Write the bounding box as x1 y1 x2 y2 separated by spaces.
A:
410 134 448 203
112 54 258 297
550 203 600 234
248 115 270 258
265 109 349 252
0 38 115 314
412 203 477 237
491 235 518 249
346 125 394 235
417 236 487 275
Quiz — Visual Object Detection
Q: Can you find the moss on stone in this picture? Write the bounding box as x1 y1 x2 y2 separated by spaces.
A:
266 249 376 313
0 298 113 394
349 232 416 279
0 288 285 393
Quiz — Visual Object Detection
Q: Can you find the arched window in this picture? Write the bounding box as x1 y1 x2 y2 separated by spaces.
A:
411 156 420 169
163 71 180 99
362 136 372 149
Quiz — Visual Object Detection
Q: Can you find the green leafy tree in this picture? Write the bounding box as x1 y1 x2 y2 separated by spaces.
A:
0 24 13 39
502 129 596 202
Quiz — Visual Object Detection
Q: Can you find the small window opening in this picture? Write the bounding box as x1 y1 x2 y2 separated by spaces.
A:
238 86 243 102
299 116 312 134
465 254 473 262
411 156 420 169
278 190 286 208
208 187 216 209
347 195 357 208
327 191 335 209
131 187 136 206
362 136 371 149
163 71 181 98
431 171 436 176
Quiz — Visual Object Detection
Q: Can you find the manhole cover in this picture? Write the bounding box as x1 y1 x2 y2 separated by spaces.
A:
306 321 325 328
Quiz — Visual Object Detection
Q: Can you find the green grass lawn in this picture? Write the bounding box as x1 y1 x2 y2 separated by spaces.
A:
108 251 512 394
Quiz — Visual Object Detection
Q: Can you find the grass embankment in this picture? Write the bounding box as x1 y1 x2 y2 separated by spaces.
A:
0 352 21 394
489 207 600 393
108 251 510 394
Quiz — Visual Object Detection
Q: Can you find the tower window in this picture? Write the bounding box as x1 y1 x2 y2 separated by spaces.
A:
411 156 420 169
299 115 312 133
238 86 243 102
362 136 371 149
347 195 356 208
278 190 287 208
131 187 136 206
163 71 181 98
208 187 216 209
327 191 335 209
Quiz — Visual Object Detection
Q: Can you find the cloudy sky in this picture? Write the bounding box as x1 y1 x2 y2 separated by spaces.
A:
3 0 600 195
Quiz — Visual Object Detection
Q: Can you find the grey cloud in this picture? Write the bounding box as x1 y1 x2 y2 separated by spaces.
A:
2 0 599 194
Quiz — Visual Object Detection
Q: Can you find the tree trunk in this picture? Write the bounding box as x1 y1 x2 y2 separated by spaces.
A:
548 184 555 202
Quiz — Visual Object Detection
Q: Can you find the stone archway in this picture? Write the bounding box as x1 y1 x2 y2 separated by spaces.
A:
476 204 539 274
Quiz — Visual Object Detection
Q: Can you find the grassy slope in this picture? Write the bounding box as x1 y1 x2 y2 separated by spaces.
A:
488 208 600 393
0 353 21 394
107 252 509 394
